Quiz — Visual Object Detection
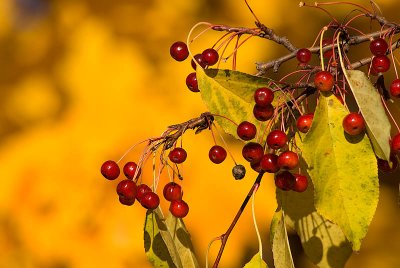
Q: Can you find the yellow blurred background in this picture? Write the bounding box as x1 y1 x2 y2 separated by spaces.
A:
0 0 399 267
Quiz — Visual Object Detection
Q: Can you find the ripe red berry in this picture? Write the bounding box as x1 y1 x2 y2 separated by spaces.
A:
251 161 262 172
169 199 189 218
123 162 141 180
296 48 312 63
260 153 279 173
170 41 189 61
377 155 398 173
242 142 264 164
342 113 365 136
372 55 390 73
191 53 207 70
391 133 400 153
389 79 400 98
101 160 120 180
292 174 308 192
370 38 388 56
209 145 227 164
136 184 152 202
117 179 138 200
118 196 135 206
322 38 334 58
186 72 199 92
277 151 299 170
253 104 274 121
274 171 295 191
254 87 274 106
202 48 219 66
267 130 288 149
296 113 314 133
169 147 187 164
163 182 182 201
140 192 160 210
237 121 257 141
314 71 334 92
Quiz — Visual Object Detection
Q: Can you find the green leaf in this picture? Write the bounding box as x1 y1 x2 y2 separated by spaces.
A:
270 210 294 268
165 213 200 268
144 208 183 268
243 252 268 268
346 70 392 162
297 92 379 250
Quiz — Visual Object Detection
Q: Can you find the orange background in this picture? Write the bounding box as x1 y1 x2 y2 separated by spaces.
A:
0 0 399 267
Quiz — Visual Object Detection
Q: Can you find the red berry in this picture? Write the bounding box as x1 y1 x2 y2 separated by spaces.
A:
191 53 207 70
242 142 264 164
292 174 308 192
377 155 398 173
117 179 138 200
390 79 400 98
163 182 182 201
118 196 135 206
372 55 390 73
322 38 334 58
342 113 365 136
267 130 288 149
170 41 189 61
186 72 199 92
169 199 189 218
237 121 257 141
260 153 279 173
136 184 152 202
140 192 160 210
254 87 274 106
251 161 262 172
253 104 274 121
275 171 295 191
296 48 312 63
370 38 388 56
277 151 299 170
123 162 141 180
101 160 120 180
169 147 187 164
209 145 227 164
391 133 400 153
314 71 334 92
296 113 314 133
202 48 219 66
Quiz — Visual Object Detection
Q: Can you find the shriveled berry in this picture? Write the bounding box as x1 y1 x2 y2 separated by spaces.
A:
123 162 141 180
170 199 189 218
242 142 264 163
101 160 120 180
136 184 152 202
277 151 299 170
296 48 312 63
117 179 137 200
314 71 334 92
253 104 274 121
186 72 199 92
370 38 388 56
191 53 207 70
391 133 400 153
237 121 257 141
260 153 279 173
267 130 288 149
275 171 295 191
377 155 398 173
292 174 308 192
296 113 314 133
209 145 227 164
202 48 219 66
232 164 246 180
140 192 160 210
169 147 187 164
342 113 365 136
170 41 189 61
163 182 182 201
254 87 274 106
372 55 390 73
390 79 400 98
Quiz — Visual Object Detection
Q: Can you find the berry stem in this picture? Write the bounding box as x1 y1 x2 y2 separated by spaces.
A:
251 184 263 260
319 27 329 71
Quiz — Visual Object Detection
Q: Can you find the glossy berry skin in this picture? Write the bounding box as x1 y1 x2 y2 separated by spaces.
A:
191 54 207 70
292 174 308 192
296 48 312 63
267 130 288 149
101 160 120 180
370 38 388 56
232 164 246 180
277 151 299 170
372 55 390 73
391 133 400 153
275 171 295 191
254 87 274 106
242 142 264 164
136 184 152 202
170 41 189 61
140 192 160 210
296 113 314 133
209 145 227 164
170 199 189 218
202 48 219 66
119 196 135 206
377 155 398 173
237 121 257 141
314 71 334 92
250 161 262 172
253 104 274 121
390 79 400 98
123 162 141 180
342 113 365 136
163 182 182 201
117 179 137 200
186 72 199 92
260 153 279 173
169 147 187 164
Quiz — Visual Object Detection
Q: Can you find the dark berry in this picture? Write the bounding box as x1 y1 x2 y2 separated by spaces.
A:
342 113 365 136
296 48 312 63
101 160 120 180
391 133 400 153
277 151 299 170
275 171 295 191
136 184 152 202
377 154 398 173
237 121 257 141
296 113 314 133
163 182 182 201
169 199 189 218
140 192 160 210
123 162 141 180
191 53 207 70
370 38 388 56
372 55 390 73
117 179 137 200
250 161 262 172
170 41 189 61
292 174 308 192
186 72 199 92
254 87 274 106
169 147 187 164
253 104 274 121
118 196 135 206
242 142 264 163
232 164 246 180
267 130 288 149
260 153 279 173
322 38 334 58
390 79 400 98
314 71 334 92
209 145 227 164
202 48 219 66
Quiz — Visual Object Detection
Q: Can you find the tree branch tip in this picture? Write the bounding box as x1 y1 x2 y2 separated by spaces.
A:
299 2 305 7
